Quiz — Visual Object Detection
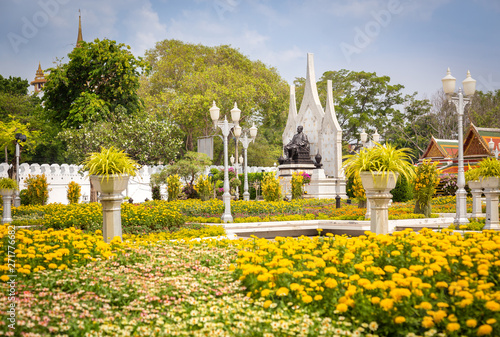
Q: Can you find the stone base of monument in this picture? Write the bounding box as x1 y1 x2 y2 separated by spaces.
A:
304 169 348 199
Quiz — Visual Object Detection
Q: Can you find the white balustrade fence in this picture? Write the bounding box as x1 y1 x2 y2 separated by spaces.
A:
0 163 277 204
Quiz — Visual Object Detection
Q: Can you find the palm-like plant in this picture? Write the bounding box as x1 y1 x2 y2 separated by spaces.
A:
476 157 500 178
82 146 139 181
0 177 18 190
343 143 416 181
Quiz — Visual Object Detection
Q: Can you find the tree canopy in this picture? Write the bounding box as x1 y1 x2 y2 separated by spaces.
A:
139 39 289 159
43 39 149 129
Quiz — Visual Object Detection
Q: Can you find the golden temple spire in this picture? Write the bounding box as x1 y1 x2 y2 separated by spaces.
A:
76 9 83 47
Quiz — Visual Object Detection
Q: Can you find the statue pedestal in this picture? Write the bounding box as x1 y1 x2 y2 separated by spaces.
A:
278 162 316 199
305 169 341 199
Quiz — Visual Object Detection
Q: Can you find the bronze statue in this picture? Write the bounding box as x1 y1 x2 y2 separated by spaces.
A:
284 125 310 160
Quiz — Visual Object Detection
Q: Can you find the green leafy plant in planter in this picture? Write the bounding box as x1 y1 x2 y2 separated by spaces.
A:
343 143 416 181
82 146 140 180
476 157 500 178
0 177 18 191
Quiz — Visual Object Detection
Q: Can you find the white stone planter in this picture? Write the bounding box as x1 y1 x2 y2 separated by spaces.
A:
468 180 483 218
90 175 130 242
480 176 500 230
360 171 399 235
0 188 15 224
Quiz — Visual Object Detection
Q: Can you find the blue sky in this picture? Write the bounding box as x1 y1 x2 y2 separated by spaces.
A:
1 0 499 98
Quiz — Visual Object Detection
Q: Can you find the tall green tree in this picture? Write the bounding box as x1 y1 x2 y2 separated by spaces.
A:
43 39 149 129
140 40 289 161
0 75 28 96
467 89 500 128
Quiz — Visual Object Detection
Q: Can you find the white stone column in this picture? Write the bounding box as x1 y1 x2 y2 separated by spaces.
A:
360 172 398 235
1 190 13 224
468 181 483 218
482 177 500 230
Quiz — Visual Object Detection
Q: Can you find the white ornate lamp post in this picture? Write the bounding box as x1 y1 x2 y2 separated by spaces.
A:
210 101 241 223
442 68 476 226
359 128 380 149
238 125 258 201
14 133 26 207
489 138 500 159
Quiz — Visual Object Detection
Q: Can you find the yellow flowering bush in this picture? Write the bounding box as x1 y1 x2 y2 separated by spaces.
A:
233 229 500 336
291 171 304 199
413 159 441 217
66 181 81 204
166 174 182 201
261 172 282 202
193 174 213 201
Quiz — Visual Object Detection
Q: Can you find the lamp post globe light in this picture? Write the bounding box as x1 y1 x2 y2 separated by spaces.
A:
210 101 241 223
360 128 380 149
442 68 476 226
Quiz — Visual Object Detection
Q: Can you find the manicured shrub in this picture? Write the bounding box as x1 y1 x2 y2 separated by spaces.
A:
391 175 413 202
151 185 161 200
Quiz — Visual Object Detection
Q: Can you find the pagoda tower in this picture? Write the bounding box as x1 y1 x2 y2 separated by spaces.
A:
30 62 46 93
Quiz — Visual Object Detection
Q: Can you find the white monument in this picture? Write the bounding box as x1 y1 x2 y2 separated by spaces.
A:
279 53 347 199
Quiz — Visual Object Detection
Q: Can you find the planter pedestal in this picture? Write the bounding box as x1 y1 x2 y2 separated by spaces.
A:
360 172 398 235
481 177 500 230
90 175 129 242
0 189 14 224
468 180 483 218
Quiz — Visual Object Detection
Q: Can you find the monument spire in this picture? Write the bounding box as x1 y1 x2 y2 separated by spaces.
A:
30 62 47 93
76 9 83 47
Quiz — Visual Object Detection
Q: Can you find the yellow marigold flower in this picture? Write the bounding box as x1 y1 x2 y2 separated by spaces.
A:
431 310 447 323
0 275 9 282
371 296 381 304
422 316 434 328
467 319 477 328
447 323 460 332
324 278 338 289
379 298 394 311
477 324 493 336
314 295 323 301
486 319 496 325
48 263 57 269
485 301 500 311
261 289 271 297
276 287 289 297
394 316 406 324
302 295 313 304
436 281 448 288
263 300 272 309
336 303 348 313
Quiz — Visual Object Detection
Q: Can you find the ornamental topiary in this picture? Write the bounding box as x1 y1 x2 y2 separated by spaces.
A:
24 174 50 205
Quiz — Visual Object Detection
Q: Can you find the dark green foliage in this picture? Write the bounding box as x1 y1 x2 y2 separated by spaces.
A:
346 176 355 199
152 185 161 200
391 175 414 202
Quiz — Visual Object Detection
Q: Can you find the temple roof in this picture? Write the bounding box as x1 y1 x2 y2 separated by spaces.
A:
421 137 458 159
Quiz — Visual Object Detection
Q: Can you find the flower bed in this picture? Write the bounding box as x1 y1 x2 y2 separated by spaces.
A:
1 229 499 336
